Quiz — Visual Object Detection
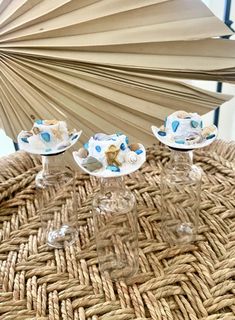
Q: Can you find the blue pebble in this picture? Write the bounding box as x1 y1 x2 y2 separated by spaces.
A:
71 134 78 141
191 120 199 128
125 136 129 144
135 149 143 155
106 165 120 172
206 134 216 140
120 143 126 151
40 132 51 142
83 142 89 150
21 137 29 143
35 119 43 124
158 131 166 137
175 140 185 144
95 145 101 152
172 121 179 132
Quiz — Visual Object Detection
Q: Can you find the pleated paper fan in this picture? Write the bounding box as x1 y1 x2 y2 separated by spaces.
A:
0 0 235 149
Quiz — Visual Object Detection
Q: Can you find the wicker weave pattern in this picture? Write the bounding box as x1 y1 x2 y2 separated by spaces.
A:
0 141 235 320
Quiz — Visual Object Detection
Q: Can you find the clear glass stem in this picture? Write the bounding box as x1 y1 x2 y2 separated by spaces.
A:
161 149 201 245
93 176 138 280
41 155 50 175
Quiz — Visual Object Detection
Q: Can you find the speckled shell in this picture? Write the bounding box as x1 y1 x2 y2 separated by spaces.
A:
32 127 40 135
176 111 190 119
129 143 140 151
77 147 89 158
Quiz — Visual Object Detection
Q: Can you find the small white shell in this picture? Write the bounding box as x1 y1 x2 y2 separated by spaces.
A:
125 151 138 164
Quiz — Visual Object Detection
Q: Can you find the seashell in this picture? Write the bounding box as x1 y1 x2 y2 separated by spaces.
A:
83 156 103 172
172 120 180 132
33 127 40 135
185 133 201 145
126 151 138 164
25 131 33 137
176 111 190 119
201 125 216 138
106 165 120 172
77 148 88 158
191 120 199 128
40 132 51 142
44 119 58 125
129 143 139 151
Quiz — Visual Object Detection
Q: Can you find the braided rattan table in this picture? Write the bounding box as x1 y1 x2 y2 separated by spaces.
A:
0 141 235 320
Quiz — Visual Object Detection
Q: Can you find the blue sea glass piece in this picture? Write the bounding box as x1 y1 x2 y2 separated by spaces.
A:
206 134 216 140
191 120 199 128
84 142 89 150
158 131 166 137
35 119 43 124
175 139 185 144
172 121 179 132
120 143 126 151
21 137 29 143
71 134 78 140
95 145 101 152
135 149 143 155
106 165 120 172
41 132 51 142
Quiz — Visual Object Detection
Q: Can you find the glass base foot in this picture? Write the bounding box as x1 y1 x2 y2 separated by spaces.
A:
47 225 77 248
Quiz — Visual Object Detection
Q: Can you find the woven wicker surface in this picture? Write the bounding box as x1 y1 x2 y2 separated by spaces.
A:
0 141 235 320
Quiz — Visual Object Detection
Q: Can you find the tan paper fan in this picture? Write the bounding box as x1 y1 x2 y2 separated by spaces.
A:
0 0 235 147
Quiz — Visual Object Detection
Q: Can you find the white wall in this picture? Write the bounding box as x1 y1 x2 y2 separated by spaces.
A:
199 0 235 141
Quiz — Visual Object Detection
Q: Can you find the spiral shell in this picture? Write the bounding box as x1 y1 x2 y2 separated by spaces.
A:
126 151 138 164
